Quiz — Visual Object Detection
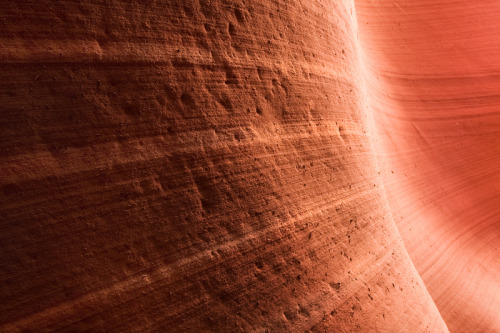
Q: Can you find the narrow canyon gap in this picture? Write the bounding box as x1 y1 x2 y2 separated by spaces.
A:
0 0 497 332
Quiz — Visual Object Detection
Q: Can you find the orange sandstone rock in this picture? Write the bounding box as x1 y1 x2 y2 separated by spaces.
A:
1 0 495 332
356 1 500 331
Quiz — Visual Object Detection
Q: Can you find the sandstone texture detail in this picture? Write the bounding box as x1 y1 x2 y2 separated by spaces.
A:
356 1 500 332
0 1 497 332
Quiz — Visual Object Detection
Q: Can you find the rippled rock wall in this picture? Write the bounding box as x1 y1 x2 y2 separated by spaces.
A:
1 1 497 332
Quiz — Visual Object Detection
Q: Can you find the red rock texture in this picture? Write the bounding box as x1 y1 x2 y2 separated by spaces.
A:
0 0 496 332
355 1 500 332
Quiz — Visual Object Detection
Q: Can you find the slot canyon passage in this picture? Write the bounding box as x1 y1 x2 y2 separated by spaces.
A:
0 0 498 332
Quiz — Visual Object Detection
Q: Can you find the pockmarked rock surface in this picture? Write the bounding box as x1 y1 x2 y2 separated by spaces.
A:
0 1 496 332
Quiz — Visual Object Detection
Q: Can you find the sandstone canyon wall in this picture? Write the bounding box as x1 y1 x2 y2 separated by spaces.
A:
0 0 497 332
355 1 500 332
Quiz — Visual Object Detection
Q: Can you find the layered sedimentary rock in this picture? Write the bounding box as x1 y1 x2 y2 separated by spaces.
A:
0 0 497 332
355 1 500 332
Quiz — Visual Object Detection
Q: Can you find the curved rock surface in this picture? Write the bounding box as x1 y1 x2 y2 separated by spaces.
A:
355 1 500 332
0 0 496 332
